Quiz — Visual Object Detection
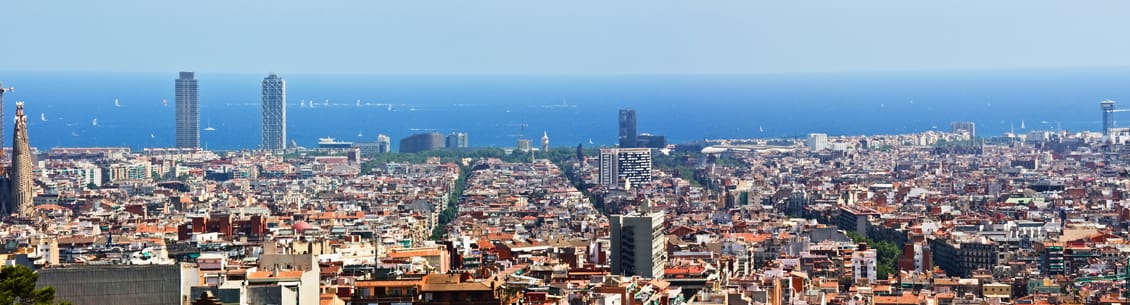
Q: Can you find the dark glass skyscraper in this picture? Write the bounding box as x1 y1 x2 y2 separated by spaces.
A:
261 74 286 150
618 109 637 148
175 72 199 149
400 132 445 153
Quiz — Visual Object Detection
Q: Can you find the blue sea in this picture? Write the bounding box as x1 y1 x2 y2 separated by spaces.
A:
1 68 1128 151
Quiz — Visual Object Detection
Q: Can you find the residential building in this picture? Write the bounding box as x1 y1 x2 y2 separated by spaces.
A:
599 148 652 188
610 201 666 278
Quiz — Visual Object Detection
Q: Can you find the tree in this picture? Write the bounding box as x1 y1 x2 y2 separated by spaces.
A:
0 265 70 305
843 231 901 279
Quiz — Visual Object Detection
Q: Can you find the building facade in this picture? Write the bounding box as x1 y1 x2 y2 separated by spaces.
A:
852 247 877 284
610 204 666 278
445 132 468 149
950 121 976 138
400 133 444 153
516 139 532 152
598 148 652 188
261 74 286 150
376 134 391 153
806 133 828 151
175 72 200 149
618 109 637 148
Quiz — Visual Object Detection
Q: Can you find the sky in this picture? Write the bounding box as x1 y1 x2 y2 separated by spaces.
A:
3 1 1130 75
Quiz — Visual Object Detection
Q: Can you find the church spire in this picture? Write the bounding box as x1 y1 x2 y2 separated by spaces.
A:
9 101 33 217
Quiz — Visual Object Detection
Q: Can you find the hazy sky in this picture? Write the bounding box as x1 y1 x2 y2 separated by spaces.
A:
4 1 1130 74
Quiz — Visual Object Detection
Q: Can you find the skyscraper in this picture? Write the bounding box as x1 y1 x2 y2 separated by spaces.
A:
1102 100 1116 136
261 74 286 150
445 132 468 149
618 109 637 148
610 200 666 278
399 132 445 153
950 121 976 138
175 72 200 149
9 102 33 217
599 148 652 188
376 134 391 153
806 133 829 151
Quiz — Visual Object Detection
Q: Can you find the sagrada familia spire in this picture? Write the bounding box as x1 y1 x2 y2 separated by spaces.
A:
8 101 33 217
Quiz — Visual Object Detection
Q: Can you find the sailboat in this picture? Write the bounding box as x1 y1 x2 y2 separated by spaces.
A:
150 133 156 139
356 100 362 107
759 125 764 133
114 98 121 107
162 99 168 107
92 118 98 127
588 139 594 145
387 104 393 111
357 130 364 137
300 100 307 108
1020 120 1026 129
204 120 216 131
40 113 47 122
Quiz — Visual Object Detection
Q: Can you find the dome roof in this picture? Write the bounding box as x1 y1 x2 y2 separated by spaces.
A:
293 221 314 233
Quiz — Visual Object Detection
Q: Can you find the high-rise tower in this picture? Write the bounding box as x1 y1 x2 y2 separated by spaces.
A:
1102 100 1116 136
618 109 637 148
175 72 200 149
610 200 666 278
261 74 286 150
9 102 33 217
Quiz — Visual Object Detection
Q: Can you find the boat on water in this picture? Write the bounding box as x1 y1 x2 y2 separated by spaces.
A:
92 118 98 127
204 119 216 131
542 98 577 108
114 98 121 107
40 113 47 122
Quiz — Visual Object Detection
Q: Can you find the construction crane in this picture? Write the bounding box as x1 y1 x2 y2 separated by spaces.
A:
0 83 11 151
